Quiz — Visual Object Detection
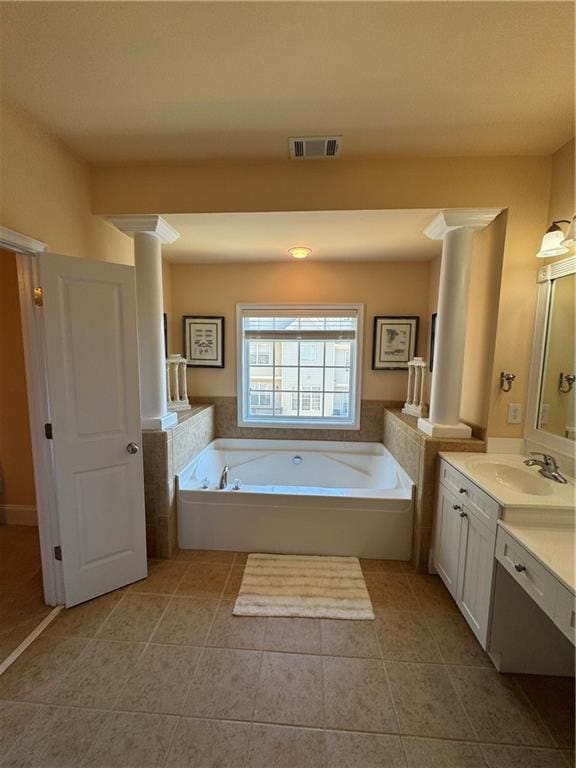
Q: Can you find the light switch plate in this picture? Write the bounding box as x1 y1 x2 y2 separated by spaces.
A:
507 403 522 424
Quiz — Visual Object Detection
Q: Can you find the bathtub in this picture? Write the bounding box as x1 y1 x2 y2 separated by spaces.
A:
177 439 414 560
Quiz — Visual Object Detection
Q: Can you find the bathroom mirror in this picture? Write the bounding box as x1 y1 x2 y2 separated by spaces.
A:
538 273 575 440
526 256 576 456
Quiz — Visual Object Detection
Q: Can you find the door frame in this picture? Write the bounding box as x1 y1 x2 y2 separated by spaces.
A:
1 225 64 605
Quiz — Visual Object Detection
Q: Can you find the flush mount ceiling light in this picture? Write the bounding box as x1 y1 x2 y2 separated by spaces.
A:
536 219 575 258
289 246 311 260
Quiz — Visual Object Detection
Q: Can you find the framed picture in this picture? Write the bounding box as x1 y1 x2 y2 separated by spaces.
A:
372 316 419 370
429 313 437 372
183 315 225 368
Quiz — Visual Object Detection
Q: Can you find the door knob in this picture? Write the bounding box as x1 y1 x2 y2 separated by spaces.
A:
126 442 140 454
514 563 526 573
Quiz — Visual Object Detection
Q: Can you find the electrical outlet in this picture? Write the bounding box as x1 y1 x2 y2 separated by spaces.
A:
507 403 522 424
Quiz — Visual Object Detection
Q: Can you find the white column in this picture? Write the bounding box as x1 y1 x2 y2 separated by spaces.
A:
108 215 179 430
418 208 501 438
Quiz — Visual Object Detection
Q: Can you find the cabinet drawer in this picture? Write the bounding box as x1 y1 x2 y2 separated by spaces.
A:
554 584 576 644
439 460 500 532
496 528 559 618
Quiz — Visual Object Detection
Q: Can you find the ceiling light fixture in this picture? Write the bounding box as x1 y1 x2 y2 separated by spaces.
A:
536 219 573 258
289 246 311 260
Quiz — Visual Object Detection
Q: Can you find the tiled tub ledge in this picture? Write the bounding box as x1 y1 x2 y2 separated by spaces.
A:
142 405 215 559
382 409 486 572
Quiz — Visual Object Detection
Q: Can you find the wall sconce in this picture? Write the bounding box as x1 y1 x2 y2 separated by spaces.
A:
536 216 575 258
559 372 576 393
500 372 516 392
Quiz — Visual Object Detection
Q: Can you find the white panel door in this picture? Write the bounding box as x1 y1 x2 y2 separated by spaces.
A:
456 511 495 648
38 253 147 606
433 484 462 598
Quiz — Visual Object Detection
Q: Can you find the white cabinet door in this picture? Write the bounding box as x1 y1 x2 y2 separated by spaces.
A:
39 253 147 607
433 483 462 598
457 510 495 647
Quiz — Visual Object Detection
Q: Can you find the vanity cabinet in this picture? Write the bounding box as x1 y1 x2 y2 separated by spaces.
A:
434 460 500 648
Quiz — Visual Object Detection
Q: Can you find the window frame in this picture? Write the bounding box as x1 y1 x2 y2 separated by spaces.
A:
236 303 363 429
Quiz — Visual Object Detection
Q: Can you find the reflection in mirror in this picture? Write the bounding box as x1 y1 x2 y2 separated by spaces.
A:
538 273 575 440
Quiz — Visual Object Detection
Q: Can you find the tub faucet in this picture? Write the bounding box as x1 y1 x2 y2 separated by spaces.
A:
523 453 567 484
219 465 230 490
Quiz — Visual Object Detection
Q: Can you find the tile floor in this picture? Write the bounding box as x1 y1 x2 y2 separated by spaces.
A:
0 525 52 665
0 551 573 767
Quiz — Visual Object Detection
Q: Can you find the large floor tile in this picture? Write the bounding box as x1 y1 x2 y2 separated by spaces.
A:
449 666 554 747
385 661 475 740
514 674 575 747
323 656 397 734
321 619 380 658
0 635 87 702
253 652 324 728
364 575 419 610
44 591 125 638
206 600 267 650
2 705 105 768
375 610 441 663
360 559 409 574
184 647 261 721
562 748 575 767
223 566 246 597
129 560 189 595
263 618 322 655
176 563 232 597
424 612 491 667
151 596 219 645
115 643 202 714
407 574 460 615
325 730 406 768
175 549 237 564
402 736 486 767
82 711 177 767
44 639 145 709
165 717 251 768
481 743 569 767
247 723 326 768
96 594 170 642
0 701 41 756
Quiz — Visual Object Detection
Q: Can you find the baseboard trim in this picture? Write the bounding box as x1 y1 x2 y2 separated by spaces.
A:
0 504 38 526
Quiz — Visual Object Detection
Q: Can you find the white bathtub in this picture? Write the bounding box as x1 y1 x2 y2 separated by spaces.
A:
177 439 414 560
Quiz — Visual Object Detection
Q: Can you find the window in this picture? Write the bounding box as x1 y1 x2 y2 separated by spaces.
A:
237 305 363 428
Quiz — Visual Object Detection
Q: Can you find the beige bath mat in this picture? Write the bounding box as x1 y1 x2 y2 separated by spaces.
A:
233 553 374 620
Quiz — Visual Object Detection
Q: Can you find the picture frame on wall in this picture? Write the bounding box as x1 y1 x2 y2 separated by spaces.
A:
372 316 419 370
183 315 225 368
429 313 437 372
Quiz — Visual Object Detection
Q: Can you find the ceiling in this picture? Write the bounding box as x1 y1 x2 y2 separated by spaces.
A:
0 2 573 163
161 209 442 263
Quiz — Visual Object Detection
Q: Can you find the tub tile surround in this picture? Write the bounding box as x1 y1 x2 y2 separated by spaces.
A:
142 405 214 558
383 409 486 571
0 556 572 767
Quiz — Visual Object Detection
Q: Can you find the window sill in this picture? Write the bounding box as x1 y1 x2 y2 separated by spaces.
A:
237 418 360 431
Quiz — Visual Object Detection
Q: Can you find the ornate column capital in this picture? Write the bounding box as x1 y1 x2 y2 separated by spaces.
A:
424 208 502 240
107 215 180 244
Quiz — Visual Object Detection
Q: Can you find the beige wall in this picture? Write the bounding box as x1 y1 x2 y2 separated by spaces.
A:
169 260 431 401
93 155 551 436
0 97 132 264
0 251 35 506
548 139 575 224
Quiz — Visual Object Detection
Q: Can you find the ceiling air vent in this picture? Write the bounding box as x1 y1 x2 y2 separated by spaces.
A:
288 136 342 160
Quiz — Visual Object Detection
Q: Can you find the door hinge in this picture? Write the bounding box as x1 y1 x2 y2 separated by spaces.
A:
33 287 43 306
44 423 53 439
54 545 62 561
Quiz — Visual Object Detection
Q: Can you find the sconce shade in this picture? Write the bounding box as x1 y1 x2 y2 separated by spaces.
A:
536 223 569 258
561 216 576 248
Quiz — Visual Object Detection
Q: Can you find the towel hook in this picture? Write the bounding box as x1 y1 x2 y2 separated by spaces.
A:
559 372 576 393
500 372 516 392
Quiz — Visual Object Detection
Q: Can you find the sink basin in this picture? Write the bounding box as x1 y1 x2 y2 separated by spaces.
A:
465 461 555 496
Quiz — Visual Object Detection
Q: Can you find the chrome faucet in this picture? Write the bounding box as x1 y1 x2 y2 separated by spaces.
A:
219 465 230 490
523 453 567 484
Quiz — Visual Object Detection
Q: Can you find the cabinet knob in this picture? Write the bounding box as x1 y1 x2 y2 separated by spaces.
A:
459 487 468 495
459 511 468 518
514 563 526 573
453 504 462 511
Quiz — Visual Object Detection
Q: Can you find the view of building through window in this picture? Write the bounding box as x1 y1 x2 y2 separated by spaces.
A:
239 309 361 426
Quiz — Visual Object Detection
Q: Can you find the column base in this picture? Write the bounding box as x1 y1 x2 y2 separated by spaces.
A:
142 412 178 430
417 418 472 438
